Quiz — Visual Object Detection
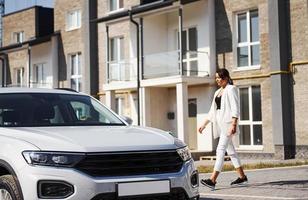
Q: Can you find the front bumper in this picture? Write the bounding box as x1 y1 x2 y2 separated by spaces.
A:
18 159 199 200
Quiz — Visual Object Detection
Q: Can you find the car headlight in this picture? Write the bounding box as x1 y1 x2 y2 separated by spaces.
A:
22 151 85 167
176 146 192 162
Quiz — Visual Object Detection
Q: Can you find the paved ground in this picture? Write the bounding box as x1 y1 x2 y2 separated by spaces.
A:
199 165 308 200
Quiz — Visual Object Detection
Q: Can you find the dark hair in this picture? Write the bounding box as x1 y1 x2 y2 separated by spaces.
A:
216 68 233 85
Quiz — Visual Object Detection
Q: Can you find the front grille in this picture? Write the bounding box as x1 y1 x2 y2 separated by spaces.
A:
74 150 183 177
91 188 188 200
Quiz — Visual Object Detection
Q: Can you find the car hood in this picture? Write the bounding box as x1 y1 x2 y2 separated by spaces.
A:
2 126 179 152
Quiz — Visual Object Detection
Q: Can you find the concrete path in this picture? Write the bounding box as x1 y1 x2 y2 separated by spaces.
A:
199 165 308 200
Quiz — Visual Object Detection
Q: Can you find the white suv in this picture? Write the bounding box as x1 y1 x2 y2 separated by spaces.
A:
0 88 199 200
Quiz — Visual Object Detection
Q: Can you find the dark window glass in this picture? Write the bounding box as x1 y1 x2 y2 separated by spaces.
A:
182 30 187 59
237 47 248 67
250 10 259 42
252 86 262 121
240 88 249 120
251 44 260 65
189 27 197 52
240 125 251 145
110 38 116 61
188 99 197 117
253 125 263 145
238 13 247 43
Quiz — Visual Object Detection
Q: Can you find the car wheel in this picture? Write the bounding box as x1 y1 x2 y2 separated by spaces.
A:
0 175 22 200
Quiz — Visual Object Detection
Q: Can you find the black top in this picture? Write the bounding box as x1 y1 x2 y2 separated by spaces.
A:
215 96 222 110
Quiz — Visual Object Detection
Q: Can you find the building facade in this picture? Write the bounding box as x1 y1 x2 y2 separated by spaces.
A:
54 0 98 95
97 0 217 152
96 0 308 159
0 6 58 89
0 0 307 159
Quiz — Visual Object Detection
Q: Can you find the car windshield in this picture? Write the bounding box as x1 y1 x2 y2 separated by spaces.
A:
0 93 125 127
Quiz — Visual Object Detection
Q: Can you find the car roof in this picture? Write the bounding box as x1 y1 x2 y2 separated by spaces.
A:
0 87 86 95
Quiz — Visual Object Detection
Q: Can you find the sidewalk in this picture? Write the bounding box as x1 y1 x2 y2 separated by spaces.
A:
195 158 308 173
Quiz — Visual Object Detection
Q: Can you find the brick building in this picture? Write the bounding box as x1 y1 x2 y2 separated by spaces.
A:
95 0 308 159
0 6 58 88
0 0 307 159
54 0 98 95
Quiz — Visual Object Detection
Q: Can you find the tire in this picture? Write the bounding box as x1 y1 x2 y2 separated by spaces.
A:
0 175 22 200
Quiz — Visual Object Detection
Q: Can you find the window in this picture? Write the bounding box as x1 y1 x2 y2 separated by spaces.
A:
109 37 124 81
115 97 124 115
32 63 47 85
109 0 124 12
188 99 197 118
13 31 24 43
110 37 124 62
14 67 24 87
239 86 262 147
236 10 259 68
70 53 82 92
178 27 198 76
67 10 81 31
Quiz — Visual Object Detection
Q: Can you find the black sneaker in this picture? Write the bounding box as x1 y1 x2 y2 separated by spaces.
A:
201 179 216 190
230 175 248 185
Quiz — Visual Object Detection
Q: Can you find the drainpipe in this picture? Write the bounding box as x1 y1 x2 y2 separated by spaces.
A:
0 56 5 87
28 46 32 88
129 11 141 126
140 18 144 80
106 25 110 83
178 7 183 75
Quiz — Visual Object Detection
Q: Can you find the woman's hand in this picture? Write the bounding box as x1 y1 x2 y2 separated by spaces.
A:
198 124 206 134
228 124 237 136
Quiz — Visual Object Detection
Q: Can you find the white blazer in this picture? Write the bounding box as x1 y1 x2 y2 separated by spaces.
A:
207 84 240 138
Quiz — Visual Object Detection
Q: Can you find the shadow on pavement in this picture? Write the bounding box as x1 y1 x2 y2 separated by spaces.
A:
259 180 308 186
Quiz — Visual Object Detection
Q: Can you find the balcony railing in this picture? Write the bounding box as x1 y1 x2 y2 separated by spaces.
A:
30 82 53 89
107 51 209 83
143 50 209 79
108 59 137 82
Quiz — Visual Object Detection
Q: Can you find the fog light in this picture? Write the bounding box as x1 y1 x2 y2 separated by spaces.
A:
38 181 74 199
191 170 199 188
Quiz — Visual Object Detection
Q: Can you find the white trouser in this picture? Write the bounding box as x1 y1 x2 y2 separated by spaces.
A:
214 110 241 172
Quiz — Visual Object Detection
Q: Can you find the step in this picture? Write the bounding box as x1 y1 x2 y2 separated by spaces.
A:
199 156 231 161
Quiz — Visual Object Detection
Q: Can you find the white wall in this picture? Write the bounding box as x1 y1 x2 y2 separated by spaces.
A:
168 85 216 151
143 14 169 55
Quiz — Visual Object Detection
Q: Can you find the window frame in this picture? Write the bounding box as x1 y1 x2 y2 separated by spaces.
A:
176 26 199 76
12 31 24 44
14 67 25 87
109 37 125 81
234 9 260 71
108 0 124 13
66 10 81 31
70 53 82 92
32 63 47 85
237 85 263 150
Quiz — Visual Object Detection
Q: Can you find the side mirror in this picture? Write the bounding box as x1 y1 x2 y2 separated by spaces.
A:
121 116 133 125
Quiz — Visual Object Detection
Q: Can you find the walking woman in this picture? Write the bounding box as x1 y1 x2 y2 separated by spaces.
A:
198 68 247 189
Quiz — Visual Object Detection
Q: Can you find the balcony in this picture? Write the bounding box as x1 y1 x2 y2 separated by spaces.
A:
108 59 137 82
143 50 209 79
